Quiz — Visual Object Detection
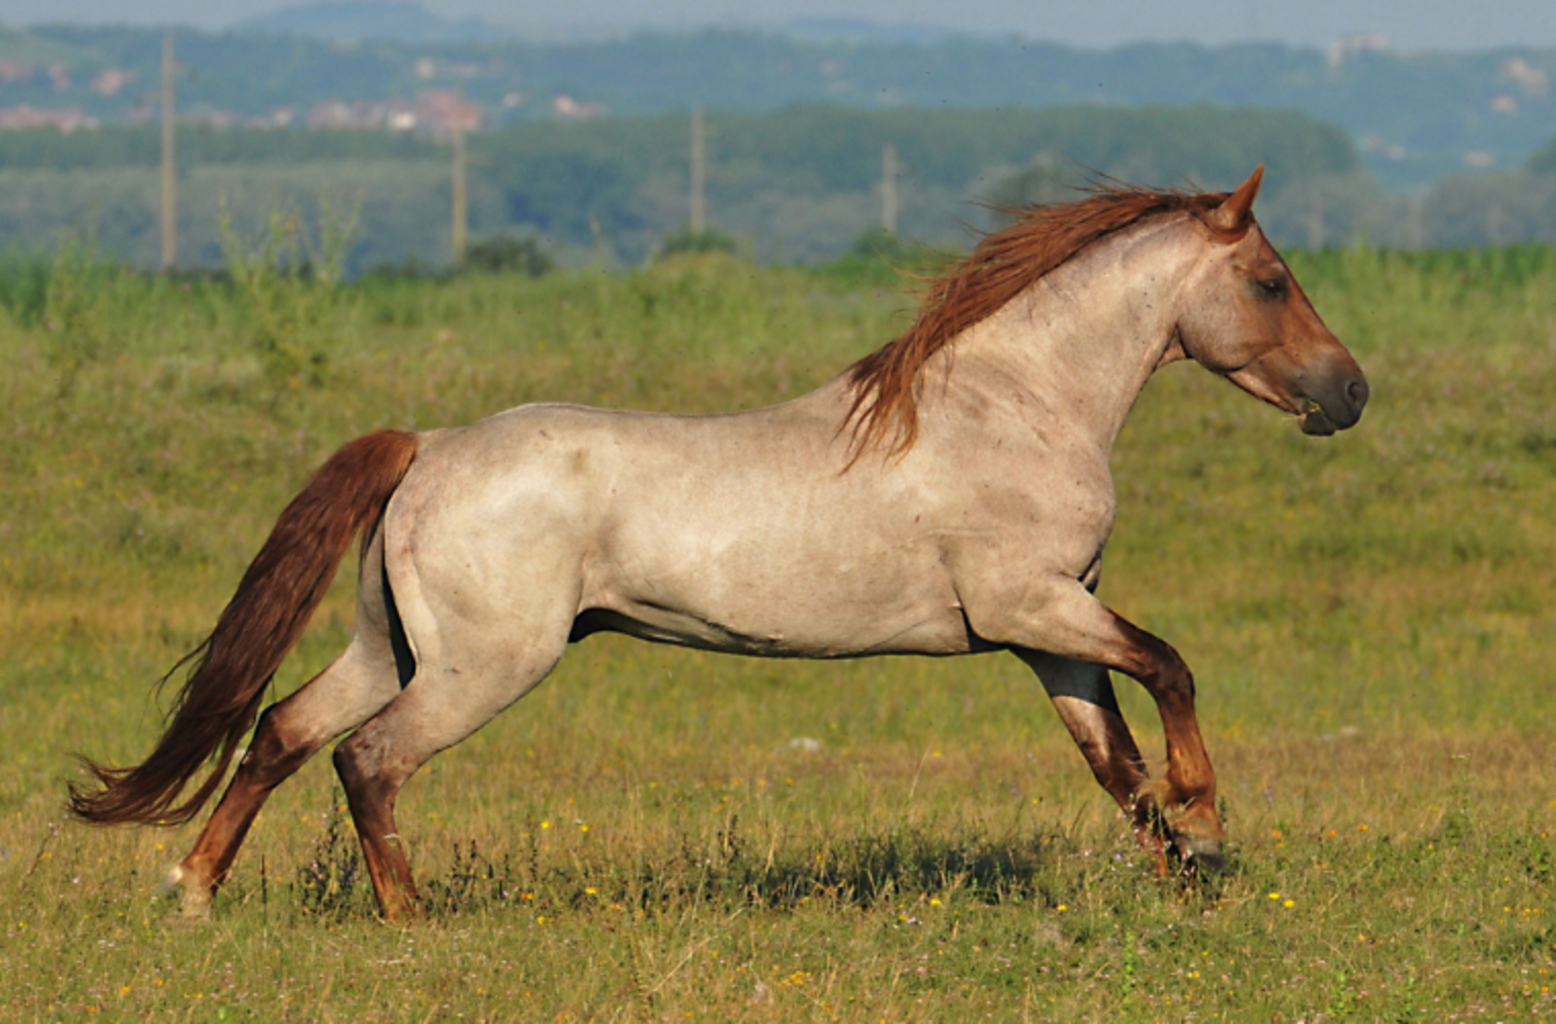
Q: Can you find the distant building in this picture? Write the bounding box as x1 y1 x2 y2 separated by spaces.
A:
305 98 416 131
1358 133 1407 161
253 107 295 128
187 107 242 130
1326 34 1389 70
551 94 608 120
0 104 96 132
305 89 481 137
411 56 483 81
415 88 481 135
1502 57 1549 98
91 68 133 97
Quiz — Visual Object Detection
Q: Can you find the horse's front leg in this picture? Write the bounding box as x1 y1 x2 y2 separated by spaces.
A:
980 579 1223 873
1016 651 1172 875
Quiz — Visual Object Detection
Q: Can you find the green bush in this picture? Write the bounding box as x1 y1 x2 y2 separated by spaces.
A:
656 226 738 260
462 233 554 277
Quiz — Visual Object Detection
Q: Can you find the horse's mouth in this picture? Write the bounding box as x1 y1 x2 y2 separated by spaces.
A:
1299 401 1337 436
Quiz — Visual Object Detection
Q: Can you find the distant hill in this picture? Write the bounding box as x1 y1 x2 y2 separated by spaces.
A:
230 1 494 45
0 21 1553 192
780 18 972 46
1530 134 1556 175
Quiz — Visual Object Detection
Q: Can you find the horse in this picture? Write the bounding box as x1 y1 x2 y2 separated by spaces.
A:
69 167 1368 922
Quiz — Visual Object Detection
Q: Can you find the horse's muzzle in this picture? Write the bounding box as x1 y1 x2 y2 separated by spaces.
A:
1300 369 1368 436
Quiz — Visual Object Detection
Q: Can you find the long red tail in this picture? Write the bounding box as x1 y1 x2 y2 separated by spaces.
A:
69 429 419 827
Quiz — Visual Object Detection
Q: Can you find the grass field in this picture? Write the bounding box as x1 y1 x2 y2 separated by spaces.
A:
1 242 1554 1021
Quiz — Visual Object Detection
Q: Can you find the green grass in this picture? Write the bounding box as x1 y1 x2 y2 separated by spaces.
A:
1 246 1554 1020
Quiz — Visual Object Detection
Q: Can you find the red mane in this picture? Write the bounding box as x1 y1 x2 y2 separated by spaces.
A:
846 185 1234 457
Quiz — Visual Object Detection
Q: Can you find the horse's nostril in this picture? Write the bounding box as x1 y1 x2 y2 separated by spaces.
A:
1347 377 1370 412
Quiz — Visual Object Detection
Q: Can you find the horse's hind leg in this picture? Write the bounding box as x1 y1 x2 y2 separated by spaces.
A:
167 640 401 918
1017 651 1169 874
332 630 569 922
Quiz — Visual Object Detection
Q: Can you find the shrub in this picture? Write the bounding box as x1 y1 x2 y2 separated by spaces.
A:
462 233 554 277
656 227 737 260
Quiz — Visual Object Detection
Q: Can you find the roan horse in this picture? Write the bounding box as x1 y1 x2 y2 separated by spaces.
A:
70 167 1367 921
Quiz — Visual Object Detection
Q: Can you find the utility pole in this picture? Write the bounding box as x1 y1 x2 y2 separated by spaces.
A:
881 142 899 235
451 121 468 268
160 31 176 270
689 105 706 233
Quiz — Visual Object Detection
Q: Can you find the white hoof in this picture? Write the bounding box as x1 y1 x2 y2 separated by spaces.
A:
161 864 212 921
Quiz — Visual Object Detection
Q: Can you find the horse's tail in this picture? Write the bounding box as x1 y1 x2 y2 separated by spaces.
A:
68 429 420 827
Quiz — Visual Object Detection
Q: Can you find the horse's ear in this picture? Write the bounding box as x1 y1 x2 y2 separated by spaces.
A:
1208 165 1264 234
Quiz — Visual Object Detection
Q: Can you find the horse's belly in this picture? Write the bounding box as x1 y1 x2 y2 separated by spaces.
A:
573 590 978 659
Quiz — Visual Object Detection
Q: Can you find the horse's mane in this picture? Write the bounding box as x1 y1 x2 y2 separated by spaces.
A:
845 184 1233 457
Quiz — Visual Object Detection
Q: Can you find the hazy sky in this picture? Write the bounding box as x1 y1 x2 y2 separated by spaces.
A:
0 0 1553 52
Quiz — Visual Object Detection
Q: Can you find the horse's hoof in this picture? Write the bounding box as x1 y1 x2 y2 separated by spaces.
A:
161 864 213 921
177 896 213 922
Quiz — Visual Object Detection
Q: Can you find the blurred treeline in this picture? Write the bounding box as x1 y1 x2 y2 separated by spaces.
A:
8 23 1556 190
3 105 1556 272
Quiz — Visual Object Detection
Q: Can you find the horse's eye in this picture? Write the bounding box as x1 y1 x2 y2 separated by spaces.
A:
1255 275 1289 301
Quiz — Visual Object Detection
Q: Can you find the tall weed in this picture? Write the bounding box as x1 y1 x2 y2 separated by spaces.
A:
37 235 110 399
216 193 361 396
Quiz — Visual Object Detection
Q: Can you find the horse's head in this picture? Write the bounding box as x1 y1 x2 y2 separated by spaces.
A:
1173 167 1368 436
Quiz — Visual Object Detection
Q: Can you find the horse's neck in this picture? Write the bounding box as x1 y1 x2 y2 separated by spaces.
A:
941 216 1199 453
